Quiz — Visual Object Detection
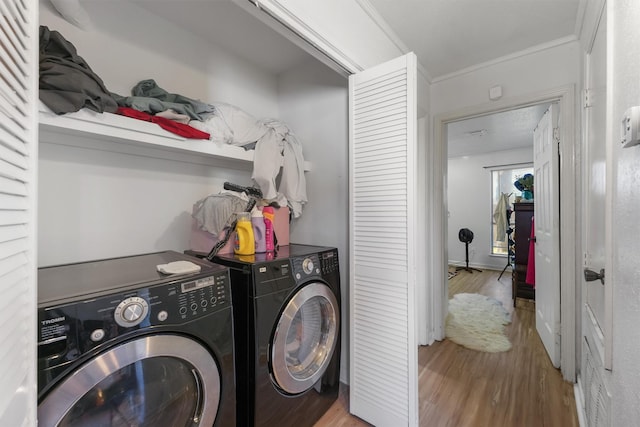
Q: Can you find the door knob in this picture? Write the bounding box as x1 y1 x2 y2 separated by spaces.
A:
584 268 605 285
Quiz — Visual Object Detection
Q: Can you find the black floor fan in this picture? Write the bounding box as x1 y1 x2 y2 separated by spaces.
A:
455 228 482 273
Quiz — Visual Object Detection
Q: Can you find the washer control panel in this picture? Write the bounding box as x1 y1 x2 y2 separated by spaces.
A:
114 296 149 327
37 269 231 361
176 274 228 319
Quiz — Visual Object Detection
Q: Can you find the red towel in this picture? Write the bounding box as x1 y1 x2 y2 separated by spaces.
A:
526 216 535 287
116 107 210 140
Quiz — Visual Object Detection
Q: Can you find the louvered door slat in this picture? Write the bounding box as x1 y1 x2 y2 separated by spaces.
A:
0 119 28 155
0 139 27 169
349 53 418 427
0 67 28 117
0 28 28 77
0 1 27 45
0 91 28 131
0 0 37 425
0 252 26 278
0 224 27 244
0 175 27 197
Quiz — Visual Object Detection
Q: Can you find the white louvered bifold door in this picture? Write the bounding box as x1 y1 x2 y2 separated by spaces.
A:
349 53 418 427
0 1 38 426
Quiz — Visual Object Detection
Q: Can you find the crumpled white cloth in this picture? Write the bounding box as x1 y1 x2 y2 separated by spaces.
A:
188 102 261 147
189 103 307 217
253 119 307 218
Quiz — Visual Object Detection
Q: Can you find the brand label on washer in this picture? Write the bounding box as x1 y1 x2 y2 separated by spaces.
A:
38 315 67 343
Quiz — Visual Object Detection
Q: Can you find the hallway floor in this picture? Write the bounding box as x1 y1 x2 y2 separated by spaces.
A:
313 268 579 426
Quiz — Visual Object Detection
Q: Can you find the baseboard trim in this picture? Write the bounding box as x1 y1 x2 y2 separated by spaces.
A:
448 261 508 272
574 379 587 427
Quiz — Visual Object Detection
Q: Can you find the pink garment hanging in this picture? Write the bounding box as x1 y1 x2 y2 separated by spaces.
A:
526 216 535 287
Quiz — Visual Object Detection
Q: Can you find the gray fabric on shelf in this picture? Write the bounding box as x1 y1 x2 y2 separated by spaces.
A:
39 26 118 114
192 192 249 236
112 79 216 121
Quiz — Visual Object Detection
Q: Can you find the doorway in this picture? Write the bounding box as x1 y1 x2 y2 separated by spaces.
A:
430 86 578 381
446 104 549 273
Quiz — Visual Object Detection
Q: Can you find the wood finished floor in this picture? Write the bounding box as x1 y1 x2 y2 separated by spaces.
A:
313 268 579 427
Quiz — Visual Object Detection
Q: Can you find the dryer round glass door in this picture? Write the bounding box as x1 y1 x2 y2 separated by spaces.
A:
270 282 339 395
38 335 221 427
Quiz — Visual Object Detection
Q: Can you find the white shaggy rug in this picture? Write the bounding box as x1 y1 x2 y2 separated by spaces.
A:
445 293 512 353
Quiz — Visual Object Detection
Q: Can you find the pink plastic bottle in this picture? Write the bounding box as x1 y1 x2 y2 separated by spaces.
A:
251 209 267 253
262 206 275 252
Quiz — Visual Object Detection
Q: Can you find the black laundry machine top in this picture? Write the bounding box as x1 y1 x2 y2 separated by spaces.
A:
214 243 334 267
38 250 225 306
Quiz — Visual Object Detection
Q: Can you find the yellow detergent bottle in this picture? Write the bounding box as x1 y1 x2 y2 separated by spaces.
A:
234 212 255 255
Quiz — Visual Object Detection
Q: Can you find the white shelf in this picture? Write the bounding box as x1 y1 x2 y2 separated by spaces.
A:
38 105 312 171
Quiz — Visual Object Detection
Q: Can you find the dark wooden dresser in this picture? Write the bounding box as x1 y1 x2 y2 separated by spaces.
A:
512 202 535 305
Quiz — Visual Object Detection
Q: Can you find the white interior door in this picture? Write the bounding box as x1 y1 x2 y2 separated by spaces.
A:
349 53 418 427
533 104 561 367
580 5 613 424
583 4 610 368
0 0 38 425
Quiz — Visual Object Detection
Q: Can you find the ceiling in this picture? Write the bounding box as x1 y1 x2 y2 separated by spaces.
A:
129 0 584 158
367 0 584 81
446 103 552 158
131 0 586 80
364 0 583 158
131 0 311 74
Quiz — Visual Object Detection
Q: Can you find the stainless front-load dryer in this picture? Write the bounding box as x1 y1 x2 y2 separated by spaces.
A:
37 251 235 427
214 244 341 427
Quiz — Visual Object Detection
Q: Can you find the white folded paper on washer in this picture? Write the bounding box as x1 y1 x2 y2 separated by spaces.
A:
157 260 201 275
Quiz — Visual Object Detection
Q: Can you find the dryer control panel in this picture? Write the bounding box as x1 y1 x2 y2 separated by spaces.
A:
292 254 321 281
291 249 339 283
320 249 339 275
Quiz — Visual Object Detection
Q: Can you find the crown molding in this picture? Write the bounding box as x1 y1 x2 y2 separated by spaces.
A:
356 0 433 83
432 35 579 84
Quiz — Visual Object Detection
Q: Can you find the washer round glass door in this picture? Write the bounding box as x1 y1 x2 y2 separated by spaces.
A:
270 282 339 395
38 335 220 427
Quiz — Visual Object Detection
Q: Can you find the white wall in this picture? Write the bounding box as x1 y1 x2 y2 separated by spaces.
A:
447 147 532 270
39 0 280 117
609 1 640 424
38 1 285 265
37 2 319 266
277 59 349 381
431 42 581 115
38 144 249 266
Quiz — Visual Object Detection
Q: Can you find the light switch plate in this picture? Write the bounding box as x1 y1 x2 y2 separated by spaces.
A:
621 106 640 148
